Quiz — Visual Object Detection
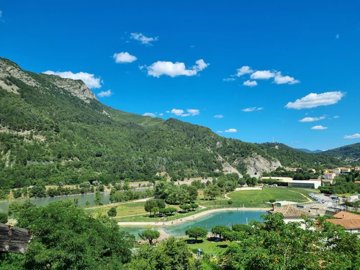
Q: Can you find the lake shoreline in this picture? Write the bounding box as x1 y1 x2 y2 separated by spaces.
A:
118 207 270 227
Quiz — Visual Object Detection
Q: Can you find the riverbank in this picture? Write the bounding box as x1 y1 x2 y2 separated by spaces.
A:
118 207 270 227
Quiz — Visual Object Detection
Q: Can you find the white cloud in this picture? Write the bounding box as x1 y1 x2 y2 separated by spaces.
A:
242 107 263 112
113 52 137 63
43 70 102 89
170 108 200 117
236 66 253 77
299 116 325 123
344 133 360 139
243 80 257 87
147 59 209 78
311 125 328 130
274 72 299 85
223 77 236 82
143 112 156 117
250 70 275 80
286 91 344 109
225 128 238 133
214 114 224 119
97 90 112 98
130 32 158 45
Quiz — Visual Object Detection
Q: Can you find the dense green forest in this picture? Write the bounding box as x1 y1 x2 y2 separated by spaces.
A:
0 58 350 189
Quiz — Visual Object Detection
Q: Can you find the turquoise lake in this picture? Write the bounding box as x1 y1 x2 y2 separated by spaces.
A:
120 210 266 238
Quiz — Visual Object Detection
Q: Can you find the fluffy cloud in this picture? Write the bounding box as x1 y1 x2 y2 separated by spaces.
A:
143 112 156 117
274 72 299 85
225 128 238 133
226 66 299 86
250 70 275 80
147 59 209 78
113 52 137 63
311 125 328 130
170 108 200 117
43 70 102 88
299 116 325 123
214 114 224 119
344 133 360 139
236 66 253 77
243 80 257 87
130 32 158 45
97 90 112 98
286 91 344 109
242 107 263 112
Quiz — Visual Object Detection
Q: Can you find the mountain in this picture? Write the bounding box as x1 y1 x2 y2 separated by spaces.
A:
0 58 347 188
296 148 323 154
323 143 360 162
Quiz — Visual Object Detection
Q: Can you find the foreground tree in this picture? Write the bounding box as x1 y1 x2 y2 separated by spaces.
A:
125 237 193 270
4 201 134 270
219 213 360 270
139 229 160 245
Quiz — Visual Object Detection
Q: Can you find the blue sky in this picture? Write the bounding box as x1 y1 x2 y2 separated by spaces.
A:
1 0 359 150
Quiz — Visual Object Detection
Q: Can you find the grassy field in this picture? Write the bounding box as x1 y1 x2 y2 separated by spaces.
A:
185 239 229 256
87 187 317 222
200 187 316 208
86 201 147 218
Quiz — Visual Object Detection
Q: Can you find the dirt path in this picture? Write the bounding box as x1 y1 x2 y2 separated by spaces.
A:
118 207 270 227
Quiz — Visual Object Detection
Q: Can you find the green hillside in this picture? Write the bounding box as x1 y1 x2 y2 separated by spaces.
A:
0 58 346 188
323 143 360 162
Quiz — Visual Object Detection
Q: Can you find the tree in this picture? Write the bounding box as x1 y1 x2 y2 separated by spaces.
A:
179 204 191 212
211 225 231 240
144 199 165 217
125 237 192 270
185 227 207 242
107 207 117 217
0 212 8 223
10 201 134 269
139 229 160 245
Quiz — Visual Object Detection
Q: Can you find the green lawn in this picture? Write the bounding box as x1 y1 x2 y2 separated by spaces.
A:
201 187 316 208
87 187 317 222
86 202 147 218
185 239 229 256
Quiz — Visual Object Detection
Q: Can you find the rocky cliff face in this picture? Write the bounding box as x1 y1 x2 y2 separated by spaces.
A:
0 58 96 103
0 58 39 94
42 74 97 103
243 154 281 177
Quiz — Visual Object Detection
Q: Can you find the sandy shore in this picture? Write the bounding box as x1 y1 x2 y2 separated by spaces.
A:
118 207 270 227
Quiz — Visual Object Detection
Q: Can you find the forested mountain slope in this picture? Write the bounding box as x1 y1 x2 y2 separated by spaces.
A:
323 143 360 162
0 58 345 188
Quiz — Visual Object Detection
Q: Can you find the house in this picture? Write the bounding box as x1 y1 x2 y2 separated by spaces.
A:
323 173 336 180
340 167 352 174
326 211 360 234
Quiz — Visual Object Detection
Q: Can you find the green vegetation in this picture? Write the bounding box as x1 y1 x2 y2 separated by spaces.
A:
185 227 208 242
1 200 359 270
202 187 314 208
1 201 134 269
320 171 360 194
107 206 117 217
139 229 160 244
323 142 360 162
